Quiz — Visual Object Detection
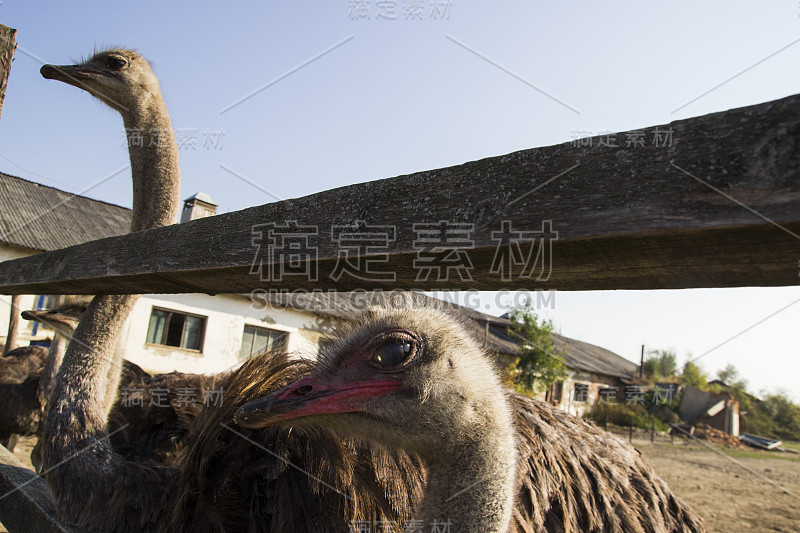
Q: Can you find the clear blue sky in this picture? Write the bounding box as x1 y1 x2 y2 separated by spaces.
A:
0 1 798 399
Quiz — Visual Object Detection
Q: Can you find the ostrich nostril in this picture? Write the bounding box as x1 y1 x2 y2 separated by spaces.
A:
296 385 313 395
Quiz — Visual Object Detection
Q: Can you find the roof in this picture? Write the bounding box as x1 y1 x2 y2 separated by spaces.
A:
0 172 131 252
264 291 638 379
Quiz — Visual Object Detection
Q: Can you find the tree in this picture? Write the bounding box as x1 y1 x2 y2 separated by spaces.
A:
716 364 739 385
507 302 568 394
760 391 800 441
643 349 678 380
679 361 707 389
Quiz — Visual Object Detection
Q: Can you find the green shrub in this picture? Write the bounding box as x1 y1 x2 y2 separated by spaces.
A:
584 401 669 432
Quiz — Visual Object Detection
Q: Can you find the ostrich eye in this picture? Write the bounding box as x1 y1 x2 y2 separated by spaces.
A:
370 337 416 368
105 56 128 70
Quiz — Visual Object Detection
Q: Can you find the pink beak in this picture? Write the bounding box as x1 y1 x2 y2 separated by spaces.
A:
234 373 402 429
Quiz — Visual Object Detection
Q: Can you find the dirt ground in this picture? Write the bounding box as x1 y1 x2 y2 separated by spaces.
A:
637 439 800 533
4 436 800 532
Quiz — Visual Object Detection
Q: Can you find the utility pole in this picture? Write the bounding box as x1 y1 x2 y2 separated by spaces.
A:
639 344 645 378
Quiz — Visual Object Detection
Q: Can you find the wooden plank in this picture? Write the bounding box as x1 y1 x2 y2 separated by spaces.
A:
0 24 17 121
0 445 77 533
0 93 799 294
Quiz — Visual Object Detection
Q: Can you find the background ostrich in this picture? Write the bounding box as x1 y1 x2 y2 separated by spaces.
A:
0 345 46 384
0 343 47 449
236 294 705 533
21 296 93 407
0 300 88 452
0 346 44 450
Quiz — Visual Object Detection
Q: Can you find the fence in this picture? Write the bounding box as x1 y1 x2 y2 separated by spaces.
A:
0 21 798 532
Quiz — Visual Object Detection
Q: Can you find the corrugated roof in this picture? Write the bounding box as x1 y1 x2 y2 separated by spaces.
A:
264 291 638 379
0 172 131 252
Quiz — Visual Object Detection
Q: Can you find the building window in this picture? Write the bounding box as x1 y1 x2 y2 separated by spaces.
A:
239 325 287 360
546 381 563 404
146 308 205 351
574 383 589 402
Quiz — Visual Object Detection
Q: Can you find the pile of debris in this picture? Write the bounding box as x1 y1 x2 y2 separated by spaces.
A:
692 425 742 447
670 424 741 447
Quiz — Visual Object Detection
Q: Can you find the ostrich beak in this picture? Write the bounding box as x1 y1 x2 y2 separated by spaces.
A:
21 309 49 321
40 64 109 86
234 374 402 429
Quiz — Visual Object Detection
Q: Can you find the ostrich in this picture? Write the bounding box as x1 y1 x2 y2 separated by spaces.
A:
0 345 47 383
235 294 705 533
0 344 45 450
21 296 93 407
0 342 48 451
39 47 182 527
0 300 88 452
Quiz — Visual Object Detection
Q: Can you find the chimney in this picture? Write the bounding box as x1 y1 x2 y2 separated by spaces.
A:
181 192 218 223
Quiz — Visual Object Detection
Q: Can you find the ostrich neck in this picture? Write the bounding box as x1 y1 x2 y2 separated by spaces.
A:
122 95 181 232
415 400 518 533
45 295 138 445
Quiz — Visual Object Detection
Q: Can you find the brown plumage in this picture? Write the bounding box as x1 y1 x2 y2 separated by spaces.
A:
235 294 705 533
107 370 228 463
0 351 44 450
0 345 47 383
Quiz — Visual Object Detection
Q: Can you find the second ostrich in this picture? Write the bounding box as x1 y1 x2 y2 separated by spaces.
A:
236 295 705 533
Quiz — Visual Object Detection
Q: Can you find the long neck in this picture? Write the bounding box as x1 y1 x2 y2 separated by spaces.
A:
416 392 518 533
123 92 181 232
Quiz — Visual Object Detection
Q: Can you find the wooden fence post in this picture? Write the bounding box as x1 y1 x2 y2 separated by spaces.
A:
0 24 17 121
1 24 20 355
3 294 21 354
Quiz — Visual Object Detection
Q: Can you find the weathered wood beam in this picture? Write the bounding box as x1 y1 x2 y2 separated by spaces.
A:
0 24 17 121
0 93 799 294
0 445 77 532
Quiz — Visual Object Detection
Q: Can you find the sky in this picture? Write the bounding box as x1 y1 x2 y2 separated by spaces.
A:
0 1 798 399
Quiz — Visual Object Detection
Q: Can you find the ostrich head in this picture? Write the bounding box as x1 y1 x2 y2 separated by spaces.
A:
40 49 161 114
22 297 91 339
235 295 512 455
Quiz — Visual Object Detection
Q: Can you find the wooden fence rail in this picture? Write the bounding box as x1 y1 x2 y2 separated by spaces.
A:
0 94 799 296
